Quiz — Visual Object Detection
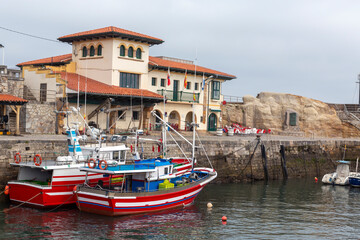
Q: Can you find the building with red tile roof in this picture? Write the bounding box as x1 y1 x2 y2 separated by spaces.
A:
0 94 28 104
18 26 236 133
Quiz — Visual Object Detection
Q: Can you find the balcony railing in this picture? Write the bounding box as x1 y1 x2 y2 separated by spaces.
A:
157 89 200 103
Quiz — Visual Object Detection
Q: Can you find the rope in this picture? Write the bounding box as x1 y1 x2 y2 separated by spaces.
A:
3 192 41 212
195 131 213 169
44 193 75 213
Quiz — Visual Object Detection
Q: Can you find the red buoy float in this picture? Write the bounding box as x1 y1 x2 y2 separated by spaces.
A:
33 154 42 166
14 152 21 164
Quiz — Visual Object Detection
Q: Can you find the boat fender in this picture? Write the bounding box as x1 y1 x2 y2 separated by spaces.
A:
88 158 96 168
73 185 77 193
4 185 9 195
33 154 42 166
14 152 21 164
99 160 108 170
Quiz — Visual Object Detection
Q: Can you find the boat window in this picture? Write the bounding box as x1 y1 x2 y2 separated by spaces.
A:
113 151 119 160
169 166 172 173
120 151 126 162
164 167 168 175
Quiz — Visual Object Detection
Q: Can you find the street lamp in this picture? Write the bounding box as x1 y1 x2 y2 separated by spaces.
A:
0 44 4 66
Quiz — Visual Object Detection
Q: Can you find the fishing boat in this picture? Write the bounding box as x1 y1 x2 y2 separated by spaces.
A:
322 160 352 185
349 158 360 187
73 110 217 216
6 127 129 208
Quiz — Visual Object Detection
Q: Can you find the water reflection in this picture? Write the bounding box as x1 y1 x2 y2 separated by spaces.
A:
1 179 360 239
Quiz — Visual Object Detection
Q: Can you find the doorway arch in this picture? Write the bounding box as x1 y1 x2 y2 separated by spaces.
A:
185 111 197 131
208 113 217 131
150 110 163 131
168 110 180 130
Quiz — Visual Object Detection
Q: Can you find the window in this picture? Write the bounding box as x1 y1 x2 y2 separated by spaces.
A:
152 77 157 86
120 45 125 56
40 83 47 102
82 46 87 57
120 72 139 89
113 151 119 160
128 47 134 58
211 81 221 100
133 111 139 120
186 82 191 90
97 45 102 56
136 48 142 59
89 46 95 56
164 167 168 175
160 78 165 87
117 110 126 120
195 82 199 91
289 113 297 126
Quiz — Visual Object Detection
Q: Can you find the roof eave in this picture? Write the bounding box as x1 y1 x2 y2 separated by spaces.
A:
149 64 236 80
58 32 164 45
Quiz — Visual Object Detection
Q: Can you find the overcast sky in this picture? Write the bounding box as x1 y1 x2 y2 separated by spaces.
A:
1 0 360 103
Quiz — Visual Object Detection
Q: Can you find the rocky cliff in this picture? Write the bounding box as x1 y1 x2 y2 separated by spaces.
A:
222 92 360 138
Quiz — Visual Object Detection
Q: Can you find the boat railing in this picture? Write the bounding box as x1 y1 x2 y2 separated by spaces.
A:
80 172 209 194
11 151 73 166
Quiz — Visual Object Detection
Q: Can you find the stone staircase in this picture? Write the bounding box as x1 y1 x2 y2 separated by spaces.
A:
328 103 360 130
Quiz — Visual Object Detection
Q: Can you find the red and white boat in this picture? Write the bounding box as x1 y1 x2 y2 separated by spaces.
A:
74 111 217 216
6 128 129 208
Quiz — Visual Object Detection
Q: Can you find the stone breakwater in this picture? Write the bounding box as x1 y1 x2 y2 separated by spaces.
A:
1 135 360 197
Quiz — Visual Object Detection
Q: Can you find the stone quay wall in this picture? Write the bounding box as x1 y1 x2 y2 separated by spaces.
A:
1 136 360 196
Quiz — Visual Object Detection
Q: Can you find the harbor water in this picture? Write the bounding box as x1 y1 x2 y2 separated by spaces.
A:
1 178 360 239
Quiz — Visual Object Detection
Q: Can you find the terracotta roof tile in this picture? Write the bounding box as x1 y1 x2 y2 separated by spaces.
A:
17 54 72 67
58 26 163 44
60 72 163 99
0 94 28 103
149 56 236 80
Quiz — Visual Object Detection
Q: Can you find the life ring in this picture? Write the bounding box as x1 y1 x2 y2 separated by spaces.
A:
14 152 21 164
99 160 108 170
88 158 96 168
33 154 42 166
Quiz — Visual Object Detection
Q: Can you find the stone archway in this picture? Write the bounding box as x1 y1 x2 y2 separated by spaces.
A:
150 109 163 131
168 110 180 131
185 111 197 131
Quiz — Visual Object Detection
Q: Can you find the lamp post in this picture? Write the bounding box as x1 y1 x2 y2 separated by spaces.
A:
0 44 4 65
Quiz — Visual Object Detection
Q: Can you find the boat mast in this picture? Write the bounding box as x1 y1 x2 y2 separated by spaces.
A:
192 57 197 170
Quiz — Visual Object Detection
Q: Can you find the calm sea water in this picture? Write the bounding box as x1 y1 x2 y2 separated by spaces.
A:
1 179 360 239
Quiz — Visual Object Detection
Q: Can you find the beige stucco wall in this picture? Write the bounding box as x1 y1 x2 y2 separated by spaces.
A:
23 68 57 102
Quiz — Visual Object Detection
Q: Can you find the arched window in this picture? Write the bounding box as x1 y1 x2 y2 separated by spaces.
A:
120 45 125 57
97 45 102 56
136 48 142 59
90 46 95 56
128 47 134 58
82 46 87 57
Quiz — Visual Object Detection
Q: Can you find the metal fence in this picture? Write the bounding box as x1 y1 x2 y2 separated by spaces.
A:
157 89 200 103
223 95 243 103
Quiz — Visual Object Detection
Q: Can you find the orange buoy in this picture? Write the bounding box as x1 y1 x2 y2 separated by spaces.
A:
315 177 318 182
4 185 9 195
73 185 77 193
99 160 108 170
222 216 227 221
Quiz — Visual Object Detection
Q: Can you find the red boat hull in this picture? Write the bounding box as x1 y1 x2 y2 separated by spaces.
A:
76 183 206 216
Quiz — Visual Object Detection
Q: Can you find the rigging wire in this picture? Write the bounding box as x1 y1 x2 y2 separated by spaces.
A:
0 26 66 44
